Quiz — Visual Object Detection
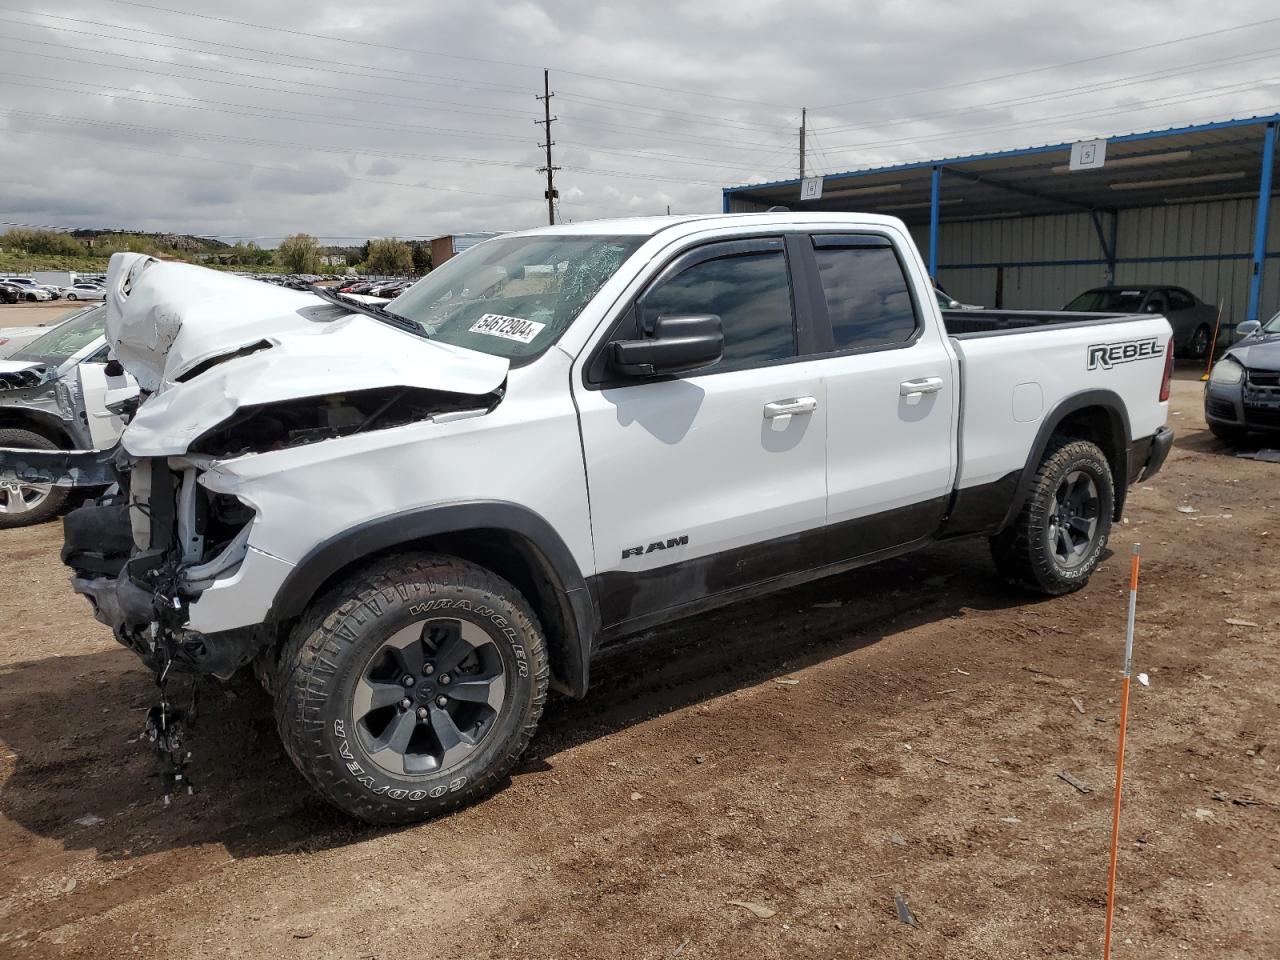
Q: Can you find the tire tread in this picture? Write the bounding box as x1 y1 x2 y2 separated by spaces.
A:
274 553 549 824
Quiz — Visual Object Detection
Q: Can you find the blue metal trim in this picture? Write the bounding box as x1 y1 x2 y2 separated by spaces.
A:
721 189 731 214
928 165 941 279
1247 122 1277 323
722 112 1280 196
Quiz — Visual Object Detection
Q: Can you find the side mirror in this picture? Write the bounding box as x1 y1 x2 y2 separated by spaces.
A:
1237 319 1261 338
612 314 724 377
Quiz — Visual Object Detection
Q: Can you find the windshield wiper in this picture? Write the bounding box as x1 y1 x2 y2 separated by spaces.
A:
307 285 427 338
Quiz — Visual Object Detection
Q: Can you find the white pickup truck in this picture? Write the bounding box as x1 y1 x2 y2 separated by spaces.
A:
0 213 1174 822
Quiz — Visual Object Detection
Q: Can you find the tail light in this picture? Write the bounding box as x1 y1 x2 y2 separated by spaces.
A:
1159 339 1174 402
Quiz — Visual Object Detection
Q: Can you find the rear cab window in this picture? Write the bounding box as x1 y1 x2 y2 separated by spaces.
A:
810 235 920 351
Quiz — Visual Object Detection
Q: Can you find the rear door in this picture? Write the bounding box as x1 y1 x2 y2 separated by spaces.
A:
573 236 828 630
805 233 957 553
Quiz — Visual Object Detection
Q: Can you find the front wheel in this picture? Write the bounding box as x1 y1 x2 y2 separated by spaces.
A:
0 428 69 528
990 438 1114 595
275 554 549 823
66 293 78 301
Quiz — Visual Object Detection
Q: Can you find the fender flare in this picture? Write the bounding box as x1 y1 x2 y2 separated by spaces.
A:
998 389 1132 532
268 500 598 697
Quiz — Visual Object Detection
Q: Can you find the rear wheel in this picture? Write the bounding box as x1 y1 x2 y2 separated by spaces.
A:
0 428 69 529
275 554 549 823
1189 325 1211 360
990 438 1114 595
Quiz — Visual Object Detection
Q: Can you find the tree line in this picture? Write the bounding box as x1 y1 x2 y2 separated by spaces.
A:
2 228 433 276
275 234 431 275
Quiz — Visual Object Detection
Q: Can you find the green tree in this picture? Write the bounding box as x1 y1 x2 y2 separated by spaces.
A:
1 228 87 257
277 233 321 273
365 237 414 275
410 241 432 275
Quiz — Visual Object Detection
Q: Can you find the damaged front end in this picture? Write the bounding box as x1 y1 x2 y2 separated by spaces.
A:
45 252 510 799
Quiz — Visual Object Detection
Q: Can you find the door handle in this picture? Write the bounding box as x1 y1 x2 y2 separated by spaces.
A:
900 377 944 397
764 396 817 419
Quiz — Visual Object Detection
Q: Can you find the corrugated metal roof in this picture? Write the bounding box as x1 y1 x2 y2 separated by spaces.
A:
725 113 1280 226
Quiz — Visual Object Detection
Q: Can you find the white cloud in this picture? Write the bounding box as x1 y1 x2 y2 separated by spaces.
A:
2 0 1274 243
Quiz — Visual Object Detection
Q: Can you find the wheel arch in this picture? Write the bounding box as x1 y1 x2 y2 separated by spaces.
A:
268 502 598 699
999 390 1131 532
0 410 75 448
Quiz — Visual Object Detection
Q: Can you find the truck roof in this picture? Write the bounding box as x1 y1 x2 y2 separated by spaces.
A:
511 211 910 238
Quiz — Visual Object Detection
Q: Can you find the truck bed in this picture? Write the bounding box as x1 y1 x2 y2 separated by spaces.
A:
945 311 1172 497
941 309 1137 337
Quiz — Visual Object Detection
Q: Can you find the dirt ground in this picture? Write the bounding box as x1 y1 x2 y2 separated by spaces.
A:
0 372 1276 959
0 302 83 330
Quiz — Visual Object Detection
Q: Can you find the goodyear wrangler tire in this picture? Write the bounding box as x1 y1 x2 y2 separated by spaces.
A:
275 554 549 824
989 438 1114 596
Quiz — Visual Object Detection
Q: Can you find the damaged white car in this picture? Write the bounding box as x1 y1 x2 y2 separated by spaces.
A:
0 305 136 526
0 214 1174 823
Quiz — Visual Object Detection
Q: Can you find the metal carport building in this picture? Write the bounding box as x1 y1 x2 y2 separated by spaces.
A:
722 114 1279 336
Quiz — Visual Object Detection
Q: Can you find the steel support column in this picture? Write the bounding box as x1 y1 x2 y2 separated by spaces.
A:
1247 122 1277 323
928 165 941 281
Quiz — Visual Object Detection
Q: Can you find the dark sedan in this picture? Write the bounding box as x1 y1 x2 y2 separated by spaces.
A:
1203 310 1280 442
1065 285 1218 359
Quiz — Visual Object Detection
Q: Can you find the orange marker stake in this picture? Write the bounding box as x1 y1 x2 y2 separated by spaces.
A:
1200 301 1224 382
1103 544 1141 960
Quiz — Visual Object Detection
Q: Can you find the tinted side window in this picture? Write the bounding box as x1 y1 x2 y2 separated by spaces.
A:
1167 290 1194 311
813 244 918 350
639 251 794 368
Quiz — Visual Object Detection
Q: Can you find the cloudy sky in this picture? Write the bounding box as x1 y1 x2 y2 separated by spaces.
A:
3 0 1279 244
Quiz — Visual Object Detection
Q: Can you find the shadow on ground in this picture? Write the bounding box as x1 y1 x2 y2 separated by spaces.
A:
0 538 1041 862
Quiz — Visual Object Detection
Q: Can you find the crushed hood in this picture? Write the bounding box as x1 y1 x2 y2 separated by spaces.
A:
103 254 509 457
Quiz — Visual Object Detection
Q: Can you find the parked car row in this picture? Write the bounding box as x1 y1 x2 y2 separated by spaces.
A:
0 276 106 302
335 277 415 298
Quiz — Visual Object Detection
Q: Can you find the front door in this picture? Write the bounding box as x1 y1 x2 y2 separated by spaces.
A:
573 237 828 631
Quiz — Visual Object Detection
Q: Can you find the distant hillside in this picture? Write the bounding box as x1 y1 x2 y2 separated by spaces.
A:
69 229 231 254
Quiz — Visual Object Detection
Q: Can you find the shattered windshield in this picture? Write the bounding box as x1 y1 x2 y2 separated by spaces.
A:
9 305 106 365
386 235 644 361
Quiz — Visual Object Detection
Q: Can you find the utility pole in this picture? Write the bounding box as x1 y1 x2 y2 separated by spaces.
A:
535 68 560 226
799 106 806 179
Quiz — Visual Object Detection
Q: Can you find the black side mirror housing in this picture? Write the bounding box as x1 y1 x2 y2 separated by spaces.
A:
611 314 724 377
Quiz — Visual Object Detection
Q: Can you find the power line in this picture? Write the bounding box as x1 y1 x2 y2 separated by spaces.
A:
102 0 795 108
556 90 792 134
0 73 536 144
820 73 1280 156
811 43 1280 136
0 41 538 120
0 108 535 170
5 122 536 203
813 14 1280 112
0 11 530 96
0 72 799 179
